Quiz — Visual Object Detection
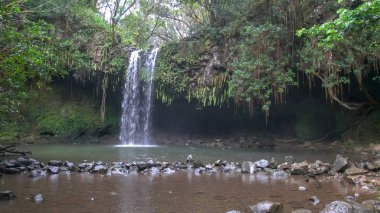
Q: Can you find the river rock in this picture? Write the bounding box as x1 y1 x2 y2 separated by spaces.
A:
136 162 148 171
162 167 175 174
5 168 20 174
193 161 205 168
0 191 16 200
290 161 308 175
331 155 349 173
320 201 352 213
223 162 236 172
92 165 108 173
34 194 43 203
308 160 330 175
309 196 320 205
292 210 312 213
272 169 289 179
242 161 253 173
30 169 47 177
370 144 380 155
344 167 368 176
48 160 63 167
249 201 284 213
17 157 32 166
255 159 270 168
48 166 60 174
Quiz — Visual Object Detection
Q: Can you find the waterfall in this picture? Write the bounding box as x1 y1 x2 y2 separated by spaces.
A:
119 48 159 145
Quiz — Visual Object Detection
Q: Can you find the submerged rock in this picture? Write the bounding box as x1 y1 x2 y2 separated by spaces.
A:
320 201 352 213
249 201 284 213
0 191 16 201
34 194 44 203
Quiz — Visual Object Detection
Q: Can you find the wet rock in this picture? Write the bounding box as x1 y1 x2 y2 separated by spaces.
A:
0 191 16 200
292 210 312 213
135 162 148 171
4 168 20 174
92 165 108 173
70 165 80 172
241 161 253 173
290 161 308 175
331 155 349 173
17 157 32 166
223 162 236 172
146 160 155 167
48 160 63 167
249 201 284 213
308 160 330 175
361 200 380 212
34 194 43 203
150 167 160 175
344 167 368 176
30 169 47 177
255 159 270 168
48 166 60 174
277 163 290 170
285 156 294 164
351 202 373 213
193 161 205 168
272 170 289 179
320 201 352 213
162 167 175 174
309 196 320 205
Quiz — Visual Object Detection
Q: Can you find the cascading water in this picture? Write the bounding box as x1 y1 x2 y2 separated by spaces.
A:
119 48 159 145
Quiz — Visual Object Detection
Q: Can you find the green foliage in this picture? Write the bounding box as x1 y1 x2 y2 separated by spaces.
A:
0 121 20 143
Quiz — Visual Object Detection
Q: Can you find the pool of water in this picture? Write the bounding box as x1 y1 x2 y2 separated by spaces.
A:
8 144 345 163
1 144 375 213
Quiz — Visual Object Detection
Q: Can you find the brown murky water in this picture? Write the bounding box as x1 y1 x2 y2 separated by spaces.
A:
0 172 376 213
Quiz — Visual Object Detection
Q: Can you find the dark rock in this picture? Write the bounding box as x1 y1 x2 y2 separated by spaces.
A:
0 191 16 200
17 157 32 166
331 155 349 173
5 168 20 174
136 162 148 171
290 161 308 175
17 166 27 172
30 169 47 177
249 201 284 213
48 160 63 167
91 165 108 173
48 166 60 174
193 161 204 168
34 194 43 203
320 201 352 213
70 166 80 172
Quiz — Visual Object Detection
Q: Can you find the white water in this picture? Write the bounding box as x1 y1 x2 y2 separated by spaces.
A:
119 48 159 145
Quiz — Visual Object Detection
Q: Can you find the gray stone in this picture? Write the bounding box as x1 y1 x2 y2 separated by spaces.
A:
332 155 349 173
30 169 47 177
4 168 20 174
290 161 308 175
285 156 294 164
361 200 380 213
0 191 16 200
92 165 108 173
351 202 373 213
48 166 60 174
255 159 270 168
344 167 368 176
17 157 32 166
241 161 253 173
272 170 289 179
34 194 43 203
320 201 352 213
249 201 284 213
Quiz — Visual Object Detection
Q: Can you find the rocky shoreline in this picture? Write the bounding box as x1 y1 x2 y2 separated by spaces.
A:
1 148 380 212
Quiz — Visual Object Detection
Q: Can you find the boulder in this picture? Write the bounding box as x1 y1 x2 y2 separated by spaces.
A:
0 191 16 200
136 162 148 171
331 155 349 173
290 161 308 175
30 169 47 177
344 168 368 176
241 161 253 173
249 201 284 213
320 201 352 213
48 166 60 174
255 159 270 168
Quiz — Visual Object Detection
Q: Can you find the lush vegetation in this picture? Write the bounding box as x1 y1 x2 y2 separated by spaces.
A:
1 0 380 143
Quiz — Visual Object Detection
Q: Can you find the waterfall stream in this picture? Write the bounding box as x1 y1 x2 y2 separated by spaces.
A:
119 48 159 145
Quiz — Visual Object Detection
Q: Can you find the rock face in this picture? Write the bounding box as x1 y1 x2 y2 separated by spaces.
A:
249 201 284 213
320 201 352 213
0 191 16 200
